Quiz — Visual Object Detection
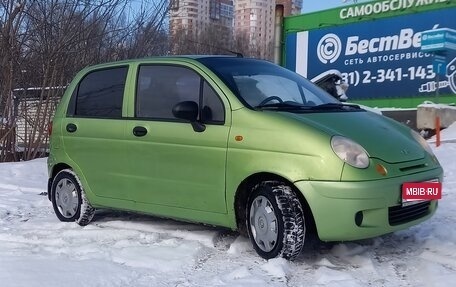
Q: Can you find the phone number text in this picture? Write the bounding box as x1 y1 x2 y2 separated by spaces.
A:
341 65 435 87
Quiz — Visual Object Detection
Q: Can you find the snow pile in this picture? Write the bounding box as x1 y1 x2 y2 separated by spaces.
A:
227 235 251 254
1 140 456 286
430 121 456 142
260 258 290 278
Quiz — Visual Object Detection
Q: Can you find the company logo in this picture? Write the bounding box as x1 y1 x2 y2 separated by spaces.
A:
317 34 342 64
317 28 423 63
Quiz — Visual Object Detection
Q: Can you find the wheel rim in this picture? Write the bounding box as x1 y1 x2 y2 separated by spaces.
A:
55 178 79 218
249 195 278 252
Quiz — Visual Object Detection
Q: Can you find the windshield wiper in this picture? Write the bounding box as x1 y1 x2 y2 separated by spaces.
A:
310 103 361 110
254 102 311 110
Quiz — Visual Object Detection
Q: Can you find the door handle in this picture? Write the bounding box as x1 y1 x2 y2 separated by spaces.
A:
66 123 77 133
133 126 147 137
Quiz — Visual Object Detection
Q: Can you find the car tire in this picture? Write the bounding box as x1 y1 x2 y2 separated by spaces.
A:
51 169 95 226
246 181 305 260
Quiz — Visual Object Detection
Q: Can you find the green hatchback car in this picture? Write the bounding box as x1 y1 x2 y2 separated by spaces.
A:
48 56 443 260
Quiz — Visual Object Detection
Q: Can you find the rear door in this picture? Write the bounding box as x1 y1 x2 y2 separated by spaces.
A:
125 63 231 213
61 66 132 201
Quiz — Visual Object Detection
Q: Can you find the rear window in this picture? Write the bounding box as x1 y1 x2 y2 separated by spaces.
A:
73 67 128 118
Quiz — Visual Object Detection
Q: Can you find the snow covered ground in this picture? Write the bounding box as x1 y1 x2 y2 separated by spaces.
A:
1 131 455 287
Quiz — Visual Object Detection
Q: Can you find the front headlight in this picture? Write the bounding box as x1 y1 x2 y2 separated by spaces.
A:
410 129 435 156
331 136 369 169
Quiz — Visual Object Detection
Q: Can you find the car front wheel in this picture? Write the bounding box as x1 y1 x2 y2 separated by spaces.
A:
247 181 306 260
51 169 95 226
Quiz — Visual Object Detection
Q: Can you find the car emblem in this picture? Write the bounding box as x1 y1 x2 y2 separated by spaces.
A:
401 149 410 155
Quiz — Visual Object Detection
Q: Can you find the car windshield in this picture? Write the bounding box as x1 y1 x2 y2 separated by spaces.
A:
197 57 344 111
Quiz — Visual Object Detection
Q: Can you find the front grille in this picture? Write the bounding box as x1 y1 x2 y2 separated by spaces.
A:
388 201 431 226
399 164 427 172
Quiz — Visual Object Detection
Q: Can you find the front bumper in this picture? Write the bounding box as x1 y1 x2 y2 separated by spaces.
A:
295 167 442 241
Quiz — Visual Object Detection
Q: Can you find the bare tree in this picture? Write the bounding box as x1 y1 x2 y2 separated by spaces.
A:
170 23 273 60
116 0 170 59
0 0 171 162
171 23 253 57
0 0 27 161
232 29 274 60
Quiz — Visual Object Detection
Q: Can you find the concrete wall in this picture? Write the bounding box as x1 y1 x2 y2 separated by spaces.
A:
417 104 456 130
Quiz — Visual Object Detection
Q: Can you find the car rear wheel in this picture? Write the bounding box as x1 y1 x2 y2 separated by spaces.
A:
51 169 95 226
247 181 305 260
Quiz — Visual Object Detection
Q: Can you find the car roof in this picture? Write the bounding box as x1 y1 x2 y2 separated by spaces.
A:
84 55 241 69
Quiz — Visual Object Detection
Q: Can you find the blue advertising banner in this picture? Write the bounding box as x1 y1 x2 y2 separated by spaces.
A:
289 8 456 100
421 28 456 52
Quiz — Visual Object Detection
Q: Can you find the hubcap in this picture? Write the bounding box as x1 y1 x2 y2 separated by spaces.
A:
55 178 79 218
249 195 278 252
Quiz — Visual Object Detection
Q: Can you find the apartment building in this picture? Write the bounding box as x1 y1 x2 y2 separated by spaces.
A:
234 0 302 58
277 0 302 15
169 0 302 58
169 0 234 36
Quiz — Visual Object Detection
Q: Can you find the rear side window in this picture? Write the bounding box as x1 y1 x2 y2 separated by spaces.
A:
74 67 128 118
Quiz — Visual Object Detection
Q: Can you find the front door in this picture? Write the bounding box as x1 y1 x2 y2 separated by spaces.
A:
125 64 230 213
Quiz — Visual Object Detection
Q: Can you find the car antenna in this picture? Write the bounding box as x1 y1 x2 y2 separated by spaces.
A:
228 50 244 58
184 39 244 57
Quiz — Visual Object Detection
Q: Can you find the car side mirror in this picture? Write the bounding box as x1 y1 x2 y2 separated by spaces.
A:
173 101 198 121
172 101 206 132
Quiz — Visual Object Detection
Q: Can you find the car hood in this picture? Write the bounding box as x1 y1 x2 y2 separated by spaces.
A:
282 110 425 164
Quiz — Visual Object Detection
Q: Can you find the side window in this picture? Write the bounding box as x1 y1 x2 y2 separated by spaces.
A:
136 65 225 124
202 81 224 124
136 66 199 119
75 67 127 118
